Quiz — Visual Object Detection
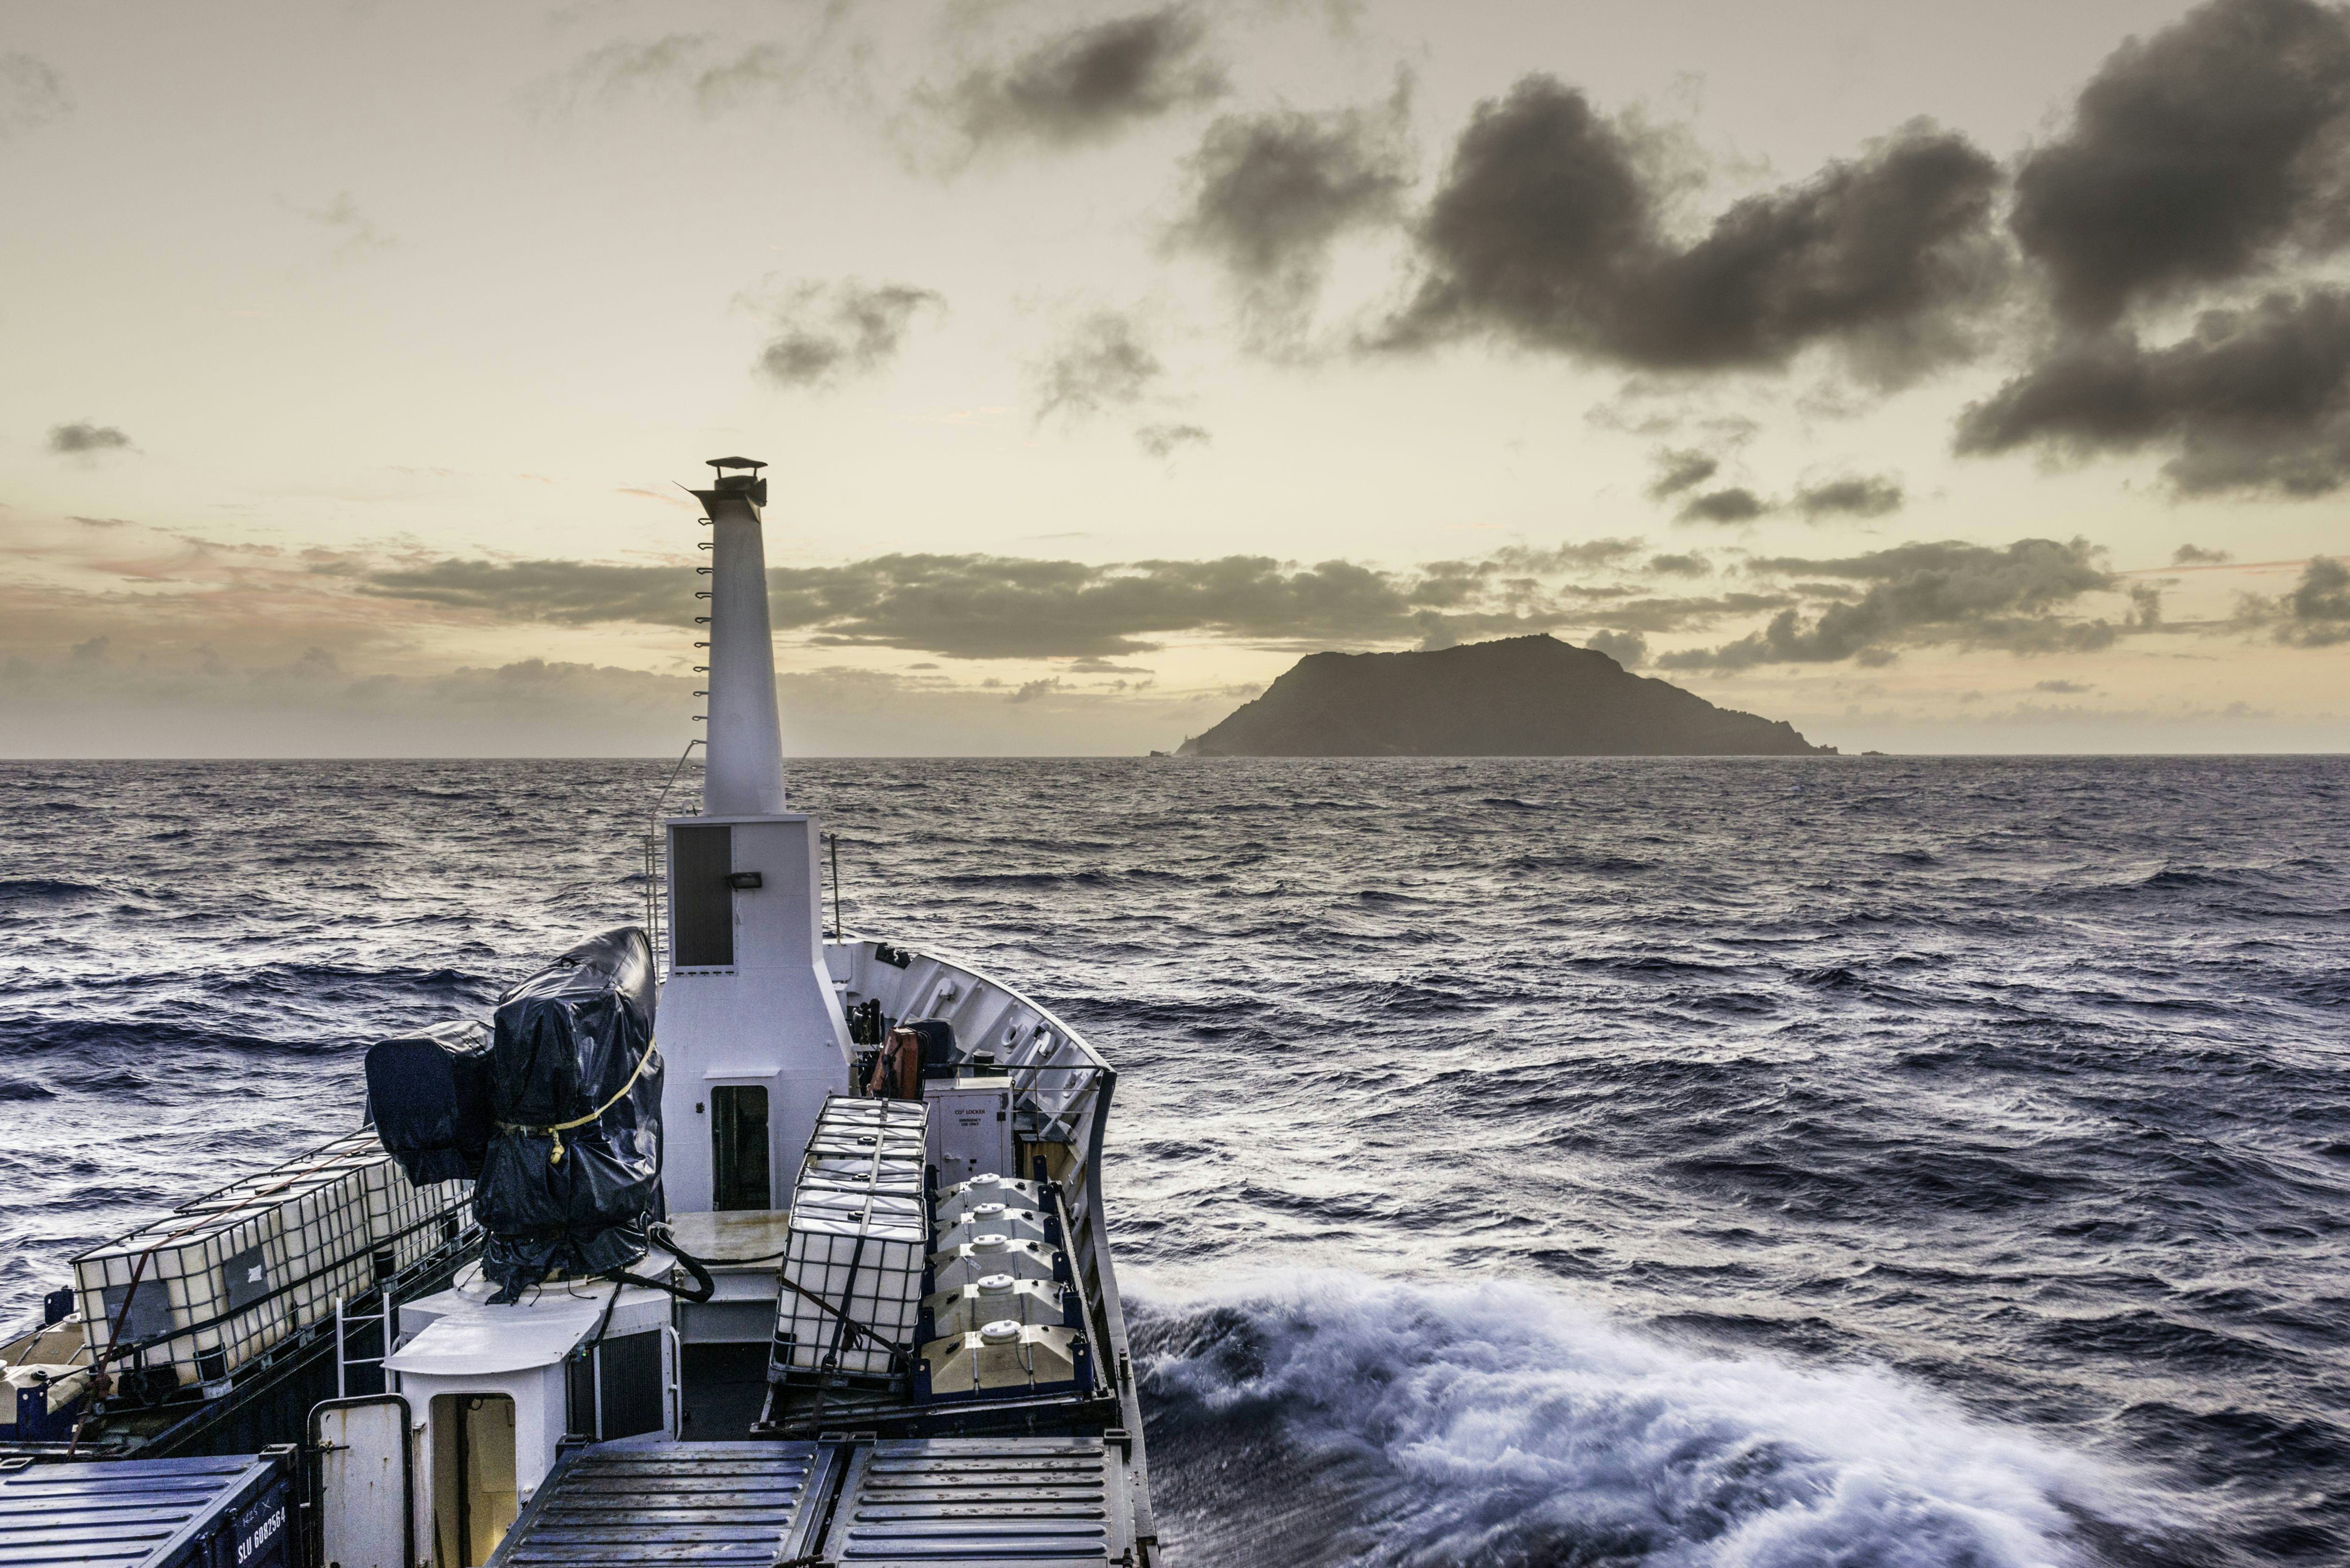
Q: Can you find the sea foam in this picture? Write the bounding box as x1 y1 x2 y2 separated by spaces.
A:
1135 1272 2147 1568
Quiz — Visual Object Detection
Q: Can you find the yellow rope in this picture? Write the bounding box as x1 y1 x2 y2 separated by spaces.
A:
501 1039 658 1165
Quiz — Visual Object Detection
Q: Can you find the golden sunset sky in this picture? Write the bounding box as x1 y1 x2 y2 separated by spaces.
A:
4 0 2346 754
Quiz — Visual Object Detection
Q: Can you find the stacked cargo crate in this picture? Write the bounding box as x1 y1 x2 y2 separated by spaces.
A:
769 1097 930 1385
71 1128 472 1388
72 1199 294 1388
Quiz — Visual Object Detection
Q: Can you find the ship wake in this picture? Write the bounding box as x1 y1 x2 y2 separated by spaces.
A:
1132 1273 2170 1568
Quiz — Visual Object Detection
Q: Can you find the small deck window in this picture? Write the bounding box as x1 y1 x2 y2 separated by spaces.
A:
672 824 734 967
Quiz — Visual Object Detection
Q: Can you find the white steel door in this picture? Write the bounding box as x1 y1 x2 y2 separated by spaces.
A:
313 1393 413 1568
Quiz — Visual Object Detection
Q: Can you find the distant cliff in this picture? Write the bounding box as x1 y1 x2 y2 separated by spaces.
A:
1177 635 1833 757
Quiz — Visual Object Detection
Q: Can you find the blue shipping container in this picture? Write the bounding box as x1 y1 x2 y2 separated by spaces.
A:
0 1450 293 1568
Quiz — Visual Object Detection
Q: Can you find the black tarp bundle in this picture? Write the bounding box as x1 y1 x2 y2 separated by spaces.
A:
474 926 664 1300
365 1020 494 1184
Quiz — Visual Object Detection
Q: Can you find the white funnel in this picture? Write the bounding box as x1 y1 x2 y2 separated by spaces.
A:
693 458 785 815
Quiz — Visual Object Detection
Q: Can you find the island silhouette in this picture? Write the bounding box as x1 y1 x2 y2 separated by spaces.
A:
1178 634 1832 757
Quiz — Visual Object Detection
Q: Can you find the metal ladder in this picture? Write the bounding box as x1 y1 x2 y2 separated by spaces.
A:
332 1288 397 1399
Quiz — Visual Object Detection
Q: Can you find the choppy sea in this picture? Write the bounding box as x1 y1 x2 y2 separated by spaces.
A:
2 757 2345 1566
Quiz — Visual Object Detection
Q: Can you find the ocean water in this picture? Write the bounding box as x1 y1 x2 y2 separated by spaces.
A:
2 756 2344 1567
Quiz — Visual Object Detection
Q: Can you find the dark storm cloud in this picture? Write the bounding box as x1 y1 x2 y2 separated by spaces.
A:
755 280 943 388
1678 487 1767 524
1658 537 2119 669
1168 89 1411 338
1385 77 2006 383
2239 554 2350 643
946 8 1225 148
1793 474 1904 518
1032 312 1162 421
1135 422 1210 457
0 52 70 137
1646 448 1719 499
2011 0 2350 328
1954 289 2350 495
48 421 133 454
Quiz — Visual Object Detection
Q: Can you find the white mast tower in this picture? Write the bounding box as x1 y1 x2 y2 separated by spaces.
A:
655 457 852 1214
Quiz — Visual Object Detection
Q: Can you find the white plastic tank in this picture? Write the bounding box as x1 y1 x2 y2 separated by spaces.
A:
924 1272 1065 1340
933 1203 1049 1252
930 1235 1059 1294
932 1173 1042 1225
921 1320 1080 1396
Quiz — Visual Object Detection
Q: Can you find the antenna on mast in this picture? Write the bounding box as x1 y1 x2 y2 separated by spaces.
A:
706 456 767 507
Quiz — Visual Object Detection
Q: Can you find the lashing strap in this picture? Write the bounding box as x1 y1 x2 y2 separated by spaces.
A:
499 1040 658 1165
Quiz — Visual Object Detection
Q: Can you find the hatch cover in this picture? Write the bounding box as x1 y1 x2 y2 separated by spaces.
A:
818 1436 1134 1566
486 1439 822 1567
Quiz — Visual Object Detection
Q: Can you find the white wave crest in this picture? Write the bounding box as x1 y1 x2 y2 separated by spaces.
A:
1136 1272 2153 1568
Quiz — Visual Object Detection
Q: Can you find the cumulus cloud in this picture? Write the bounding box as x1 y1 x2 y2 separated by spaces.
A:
1385 78 2006 385
754 280 944 388
0 52 70 138
942 8 1225 149
1584 629 1648 666
1135 421 1210 457
1645 552 1711 577
2174 544 2233 563
1169 86 1412 342
1793 474 1904 518
2238 554 2350 643
1031 311 1162 421
1658 537 2121 668
48 422 133 455
1954 289 2350 495
1678 487 1767 524
1646 448 1719 499
2011 0 2350 328
1007 676 1065 703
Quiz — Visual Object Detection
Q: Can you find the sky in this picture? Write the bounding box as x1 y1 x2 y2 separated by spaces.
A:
3 0 2347 757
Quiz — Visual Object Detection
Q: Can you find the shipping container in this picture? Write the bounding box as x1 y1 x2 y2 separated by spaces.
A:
0 1450 294 1568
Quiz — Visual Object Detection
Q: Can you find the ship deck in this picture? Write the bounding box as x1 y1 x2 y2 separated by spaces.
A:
485 1433 1142 1568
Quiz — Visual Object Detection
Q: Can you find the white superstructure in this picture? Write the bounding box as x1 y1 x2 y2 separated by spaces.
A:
655 458 855 1213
